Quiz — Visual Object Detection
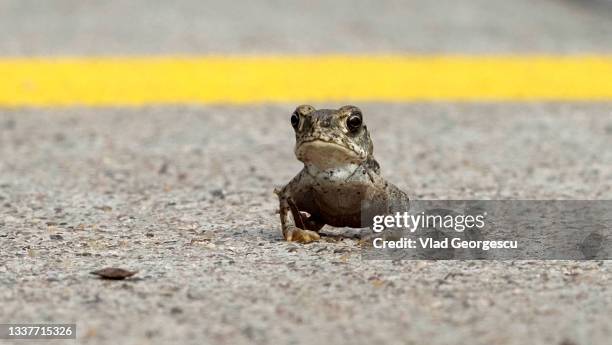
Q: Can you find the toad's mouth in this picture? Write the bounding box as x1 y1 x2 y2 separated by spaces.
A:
295 139 365 169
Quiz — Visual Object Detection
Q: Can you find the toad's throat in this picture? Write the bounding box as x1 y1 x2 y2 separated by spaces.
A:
295 139 365 170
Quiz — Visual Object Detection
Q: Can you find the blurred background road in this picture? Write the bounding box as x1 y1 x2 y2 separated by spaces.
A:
0 1 611 345
1 0 611 54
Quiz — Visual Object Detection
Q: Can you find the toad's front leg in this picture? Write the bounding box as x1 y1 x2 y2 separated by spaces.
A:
275 187 322 244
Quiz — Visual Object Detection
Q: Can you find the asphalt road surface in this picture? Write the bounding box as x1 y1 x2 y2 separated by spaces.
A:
1 1 612 345
0 0 611 55
2 104 611 344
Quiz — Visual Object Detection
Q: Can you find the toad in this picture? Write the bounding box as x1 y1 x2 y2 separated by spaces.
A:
275 105 409 243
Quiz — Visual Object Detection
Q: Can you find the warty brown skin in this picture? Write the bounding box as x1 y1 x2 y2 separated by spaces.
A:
275 105 410 243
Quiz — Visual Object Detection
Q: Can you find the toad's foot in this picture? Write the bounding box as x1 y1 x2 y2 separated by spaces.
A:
284 226 320 243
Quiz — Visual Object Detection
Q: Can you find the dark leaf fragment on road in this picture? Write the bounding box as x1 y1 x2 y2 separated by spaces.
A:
91 268 138 280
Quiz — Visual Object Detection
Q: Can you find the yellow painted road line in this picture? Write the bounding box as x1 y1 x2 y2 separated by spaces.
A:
1 56 612 106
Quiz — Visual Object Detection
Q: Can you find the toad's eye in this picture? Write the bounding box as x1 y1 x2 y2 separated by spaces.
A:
291 113 300 129
346 113 362 132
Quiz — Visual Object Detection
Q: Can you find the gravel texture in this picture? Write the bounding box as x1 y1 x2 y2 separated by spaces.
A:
1 103 611 344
